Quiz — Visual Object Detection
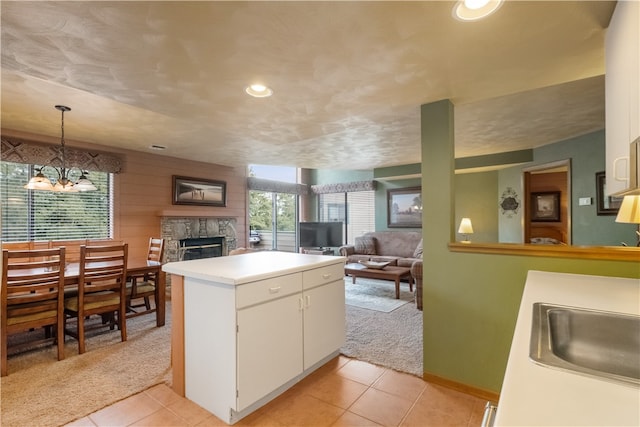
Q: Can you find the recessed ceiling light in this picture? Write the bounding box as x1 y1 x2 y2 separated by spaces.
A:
245 84 273 98
453 0 503 21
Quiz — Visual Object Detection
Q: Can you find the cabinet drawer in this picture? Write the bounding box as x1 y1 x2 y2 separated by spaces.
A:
236 273 302 309
303 263 344 290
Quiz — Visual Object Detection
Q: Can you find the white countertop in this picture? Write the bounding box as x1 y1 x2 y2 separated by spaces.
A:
163 251 345 285
495 270 640 427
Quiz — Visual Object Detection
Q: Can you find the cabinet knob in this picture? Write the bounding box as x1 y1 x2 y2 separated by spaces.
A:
268 286 281 293
322 274 331 279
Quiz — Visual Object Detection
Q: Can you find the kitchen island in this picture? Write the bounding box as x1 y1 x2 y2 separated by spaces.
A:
495 270 639 426
163 251 346 425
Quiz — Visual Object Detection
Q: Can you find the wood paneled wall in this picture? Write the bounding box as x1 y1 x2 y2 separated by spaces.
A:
2 129 249 259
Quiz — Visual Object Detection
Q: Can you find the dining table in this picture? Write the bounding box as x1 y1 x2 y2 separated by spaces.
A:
60 258 166 327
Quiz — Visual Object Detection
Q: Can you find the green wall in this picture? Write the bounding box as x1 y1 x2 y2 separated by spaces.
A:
497 130 635 246
374 178 422 231
307 167 422 232
455 171 499 243
420 100 640 394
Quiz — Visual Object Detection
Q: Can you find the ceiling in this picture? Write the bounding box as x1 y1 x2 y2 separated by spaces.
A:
0 1 615 171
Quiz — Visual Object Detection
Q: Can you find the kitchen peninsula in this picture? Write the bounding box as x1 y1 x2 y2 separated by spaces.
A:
163 251 346 424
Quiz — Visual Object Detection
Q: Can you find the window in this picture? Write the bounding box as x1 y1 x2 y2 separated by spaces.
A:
1 161 112 242
319 191 374 244
248 165 300 252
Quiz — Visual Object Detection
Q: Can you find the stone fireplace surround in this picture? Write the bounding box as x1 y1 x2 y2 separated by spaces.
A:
161 216 238 264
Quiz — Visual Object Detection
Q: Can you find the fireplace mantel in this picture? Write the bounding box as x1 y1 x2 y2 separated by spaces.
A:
158 209 232 218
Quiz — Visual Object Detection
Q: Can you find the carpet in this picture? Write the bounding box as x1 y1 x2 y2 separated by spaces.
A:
1 303 172 427
341 279 423 376
344 277 414 312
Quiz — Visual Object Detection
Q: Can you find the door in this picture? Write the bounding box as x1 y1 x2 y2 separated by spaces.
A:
523 161 571 244
236 293 303 410
303 280 346 370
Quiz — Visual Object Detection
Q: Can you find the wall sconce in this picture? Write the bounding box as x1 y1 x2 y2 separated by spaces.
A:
458 217 474 243
615 195 640 246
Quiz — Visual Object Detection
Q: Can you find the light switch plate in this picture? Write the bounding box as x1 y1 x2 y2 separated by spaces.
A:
578 197 592 206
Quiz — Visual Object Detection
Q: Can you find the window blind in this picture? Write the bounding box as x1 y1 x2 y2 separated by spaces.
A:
1 161 112 242
319 191 375 244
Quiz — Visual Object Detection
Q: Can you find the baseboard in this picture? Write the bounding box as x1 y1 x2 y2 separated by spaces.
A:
422 371 500 402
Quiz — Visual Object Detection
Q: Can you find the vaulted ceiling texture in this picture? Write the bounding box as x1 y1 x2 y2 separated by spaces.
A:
1 1 615 170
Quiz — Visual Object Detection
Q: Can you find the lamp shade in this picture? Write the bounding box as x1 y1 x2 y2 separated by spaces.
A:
615 195 640 224
458 218 474 234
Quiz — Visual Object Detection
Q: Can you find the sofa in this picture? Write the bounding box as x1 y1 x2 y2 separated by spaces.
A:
338 231 423 268
410 261 423 311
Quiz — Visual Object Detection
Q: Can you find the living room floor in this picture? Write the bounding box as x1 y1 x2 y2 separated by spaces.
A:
64 355 487 427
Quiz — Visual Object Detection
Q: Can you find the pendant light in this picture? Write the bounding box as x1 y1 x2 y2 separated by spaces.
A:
24 105 97 192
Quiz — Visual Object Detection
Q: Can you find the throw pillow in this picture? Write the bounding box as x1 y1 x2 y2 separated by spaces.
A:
354 236 376 255
413 238 423 258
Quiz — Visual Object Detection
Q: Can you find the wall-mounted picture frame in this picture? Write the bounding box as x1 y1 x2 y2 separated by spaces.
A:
387 186 422 228
530 191 560 222
172 176 227 207
595 171 622 215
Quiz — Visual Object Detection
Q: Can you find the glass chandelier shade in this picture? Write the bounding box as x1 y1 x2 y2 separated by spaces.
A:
23 105 97 192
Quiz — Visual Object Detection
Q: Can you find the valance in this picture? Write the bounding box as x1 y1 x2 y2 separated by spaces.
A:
247 177 309 195
311 180 377 194
1 136 122 173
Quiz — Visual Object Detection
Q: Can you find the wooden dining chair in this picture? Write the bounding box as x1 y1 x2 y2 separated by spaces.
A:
126 238 164 319
64 243 128 354
1 247 66 376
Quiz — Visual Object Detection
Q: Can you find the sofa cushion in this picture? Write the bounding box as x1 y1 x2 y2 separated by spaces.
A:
397 257 421 268
413 238 423 258
354 236 376 255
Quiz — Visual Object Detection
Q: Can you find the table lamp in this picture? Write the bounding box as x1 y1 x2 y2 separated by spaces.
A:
615 195 640 246
458 217 474 243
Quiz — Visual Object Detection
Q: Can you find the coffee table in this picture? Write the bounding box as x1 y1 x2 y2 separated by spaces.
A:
344 263 413 299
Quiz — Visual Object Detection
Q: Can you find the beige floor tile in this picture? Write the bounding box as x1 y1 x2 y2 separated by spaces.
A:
350 388 414 426
372 370 426 402
63 416 97 427
129 407 186 426
194 414 234 426
261 393 345 426
468 398 489 427
331 411 384 426
302 372 369 409
144 383 183 407
400 384 477 427
335 359 386 386
89 392 163 427
166 397 214 425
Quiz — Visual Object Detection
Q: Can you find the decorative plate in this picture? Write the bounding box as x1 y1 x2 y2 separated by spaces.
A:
358 260 390 270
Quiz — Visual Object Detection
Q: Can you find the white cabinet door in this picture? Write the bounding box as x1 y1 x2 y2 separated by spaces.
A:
606 0 639 195
303 279 346 370
236 293 303 411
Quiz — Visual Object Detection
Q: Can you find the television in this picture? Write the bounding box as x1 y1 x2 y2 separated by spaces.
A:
299 222 344 249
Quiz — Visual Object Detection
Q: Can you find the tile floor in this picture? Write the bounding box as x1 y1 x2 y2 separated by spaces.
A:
64 356 487 427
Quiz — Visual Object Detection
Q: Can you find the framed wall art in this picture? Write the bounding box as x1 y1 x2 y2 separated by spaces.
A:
172 176 227 207
530 191 560 222
595 171 622 215
387 187 422 228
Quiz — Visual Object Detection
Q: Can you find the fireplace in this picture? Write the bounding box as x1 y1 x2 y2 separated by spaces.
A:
160 216 238 265
179 236 225 261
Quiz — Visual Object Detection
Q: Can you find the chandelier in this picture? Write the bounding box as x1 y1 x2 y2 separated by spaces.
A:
24 105 97 192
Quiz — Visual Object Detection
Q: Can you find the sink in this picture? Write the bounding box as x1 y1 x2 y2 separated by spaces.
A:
530 303 640 387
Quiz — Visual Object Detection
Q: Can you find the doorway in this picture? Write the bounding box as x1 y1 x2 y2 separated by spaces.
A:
523 160 571 244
